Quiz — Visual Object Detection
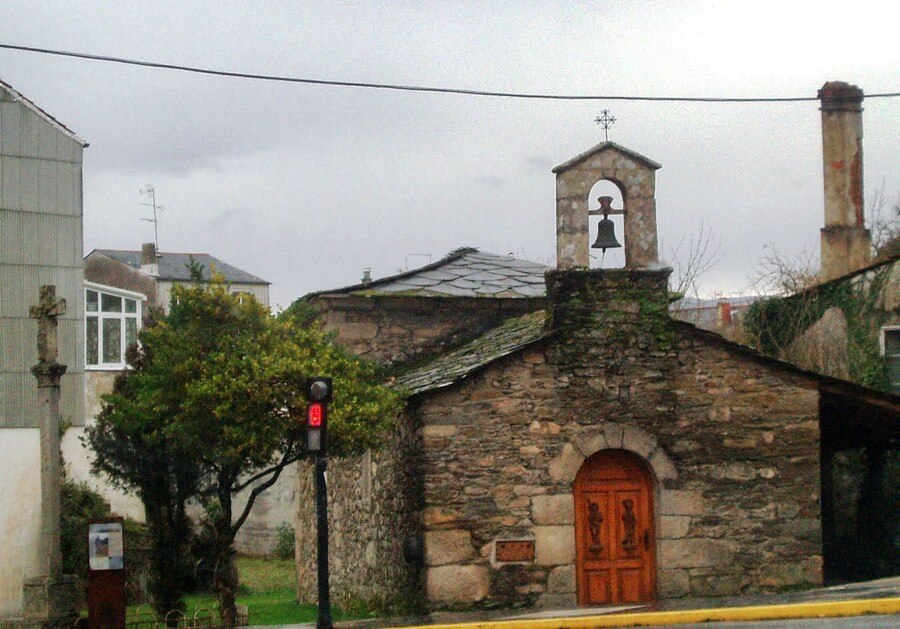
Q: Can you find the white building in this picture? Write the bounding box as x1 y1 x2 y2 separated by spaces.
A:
64 244 288 552
0 79 86 619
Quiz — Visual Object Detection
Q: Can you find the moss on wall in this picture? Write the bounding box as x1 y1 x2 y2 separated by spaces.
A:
744 264 893 391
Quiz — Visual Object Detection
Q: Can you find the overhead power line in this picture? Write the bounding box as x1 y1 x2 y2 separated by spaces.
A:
3 42 900 103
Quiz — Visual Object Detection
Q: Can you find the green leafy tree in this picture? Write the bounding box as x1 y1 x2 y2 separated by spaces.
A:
86 327 199 617
87 274 401 626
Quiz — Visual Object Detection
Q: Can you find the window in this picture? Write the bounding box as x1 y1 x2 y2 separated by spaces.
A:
85 283 144 369
882 327 900 395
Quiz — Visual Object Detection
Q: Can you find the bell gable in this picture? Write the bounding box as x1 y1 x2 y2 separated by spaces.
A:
554 141 661 270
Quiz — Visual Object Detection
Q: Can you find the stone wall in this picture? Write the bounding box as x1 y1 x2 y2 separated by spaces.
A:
295 415 423 612
316 295 544 366
294 269 825 610
231 464 299 554
414 269 822 608
745 257 900 392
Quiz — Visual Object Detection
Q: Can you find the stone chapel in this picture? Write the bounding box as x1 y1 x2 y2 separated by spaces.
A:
295 138 899 611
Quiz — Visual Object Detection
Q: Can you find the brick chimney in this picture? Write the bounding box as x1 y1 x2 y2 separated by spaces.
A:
818 81 871 281
140 242 159 276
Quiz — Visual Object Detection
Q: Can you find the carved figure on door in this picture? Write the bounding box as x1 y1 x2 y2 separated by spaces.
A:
621 499 638 553
587 501 603 553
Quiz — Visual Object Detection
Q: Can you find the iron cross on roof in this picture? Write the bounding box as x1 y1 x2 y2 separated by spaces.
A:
595 109 616 141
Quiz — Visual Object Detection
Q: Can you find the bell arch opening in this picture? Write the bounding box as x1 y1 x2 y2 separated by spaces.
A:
588 179 626 269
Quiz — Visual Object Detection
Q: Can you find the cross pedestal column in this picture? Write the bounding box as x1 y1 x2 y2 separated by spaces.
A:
22 286 78 627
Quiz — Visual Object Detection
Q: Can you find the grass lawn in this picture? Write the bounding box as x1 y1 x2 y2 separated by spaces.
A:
128 556 374 626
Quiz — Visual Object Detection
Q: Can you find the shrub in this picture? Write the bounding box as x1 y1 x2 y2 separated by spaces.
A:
61 479 109 576
124 519 153 604
273 523 295 560
60 478 154 605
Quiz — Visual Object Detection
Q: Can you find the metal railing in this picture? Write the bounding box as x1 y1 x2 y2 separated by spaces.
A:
72 604 249 628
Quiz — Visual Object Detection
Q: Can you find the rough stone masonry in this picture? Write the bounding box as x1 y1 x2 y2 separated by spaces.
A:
296 268 824 610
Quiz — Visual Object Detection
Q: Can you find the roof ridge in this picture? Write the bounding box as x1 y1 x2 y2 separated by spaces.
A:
0 78 86 145
298 247 549 301
552 141 661 173
299 246 488 299
447 246 479 257
671 319 900 405
95 248 216 257
800 254 900 293
397 311 900 406
87 249 269 284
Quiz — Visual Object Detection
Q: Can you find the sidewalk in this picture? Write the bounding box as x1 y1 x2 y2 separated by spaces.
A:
251 576 900 629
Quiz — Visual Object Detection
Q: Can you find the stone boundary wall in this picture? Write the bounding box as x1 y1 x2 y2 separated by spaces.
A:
295 415 423 611
747 257 899 391
318 296 545 366
230 464 299 554
64 369 295 553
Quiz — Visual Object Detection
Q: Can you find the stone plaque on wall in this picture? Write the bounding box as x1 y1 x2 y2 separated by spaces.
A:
495 539 535 563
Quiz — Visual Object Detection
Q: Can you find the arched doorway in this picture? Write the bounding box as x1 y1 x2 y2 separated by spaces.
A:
573 449 656 605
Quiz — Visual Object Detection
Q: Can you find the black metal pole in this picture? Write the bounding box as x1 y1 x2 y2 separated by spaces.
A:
315 454 332 629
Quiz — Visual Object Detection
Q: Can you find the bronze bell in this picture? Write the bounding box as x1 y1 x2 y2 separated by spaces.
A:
592 217 621 251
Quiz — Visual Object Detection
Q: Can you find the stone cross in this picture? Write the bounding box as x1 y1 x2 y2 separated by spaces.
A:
29 285 67 580
30 285 67 378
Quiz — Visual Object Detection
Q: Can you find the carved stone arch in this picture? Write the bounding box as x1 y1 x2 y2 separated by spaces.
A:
548 422 677 485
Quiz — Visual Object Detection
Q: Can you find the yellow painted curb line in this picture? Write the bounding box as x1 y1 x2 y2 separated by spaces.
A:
397 597 900 629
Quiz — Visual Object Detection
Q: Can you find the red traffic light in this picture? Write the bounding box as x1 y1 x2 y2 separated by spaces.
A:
308 402 324 427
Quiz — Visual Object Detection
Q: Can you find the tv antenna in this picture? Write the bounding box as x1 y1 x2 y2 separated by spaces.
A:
139 185 164 254
404 253 432 271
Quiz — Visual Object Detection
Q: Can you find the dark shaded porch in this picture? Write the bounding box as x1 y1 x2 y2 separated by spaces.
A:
819 389 900 583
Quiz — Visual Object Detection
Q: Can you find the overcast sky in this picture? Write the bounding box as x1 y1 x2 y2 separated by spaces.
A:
2 1 899 308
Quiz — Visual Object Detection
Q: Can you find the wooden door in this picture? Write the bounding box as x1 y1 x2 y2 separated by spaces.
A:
574 450 656 605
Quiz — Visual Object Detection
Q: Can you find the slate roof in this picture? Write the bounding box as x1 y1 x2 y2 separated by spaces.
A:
392 311 550 396
89 249 269 285
318 247 548 298
393 309 900 413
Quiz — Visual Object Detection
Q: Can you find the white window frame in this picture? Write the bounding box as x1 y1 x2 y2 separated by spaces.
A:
880 325 900 394
84 282 147 370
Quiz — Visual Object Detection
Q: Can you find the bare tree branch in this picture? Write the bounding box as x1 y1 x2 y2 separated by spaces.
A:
868 182 900 261
667 222 724 303
749 244 818 296
229 442 297 538
232 440 302 493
